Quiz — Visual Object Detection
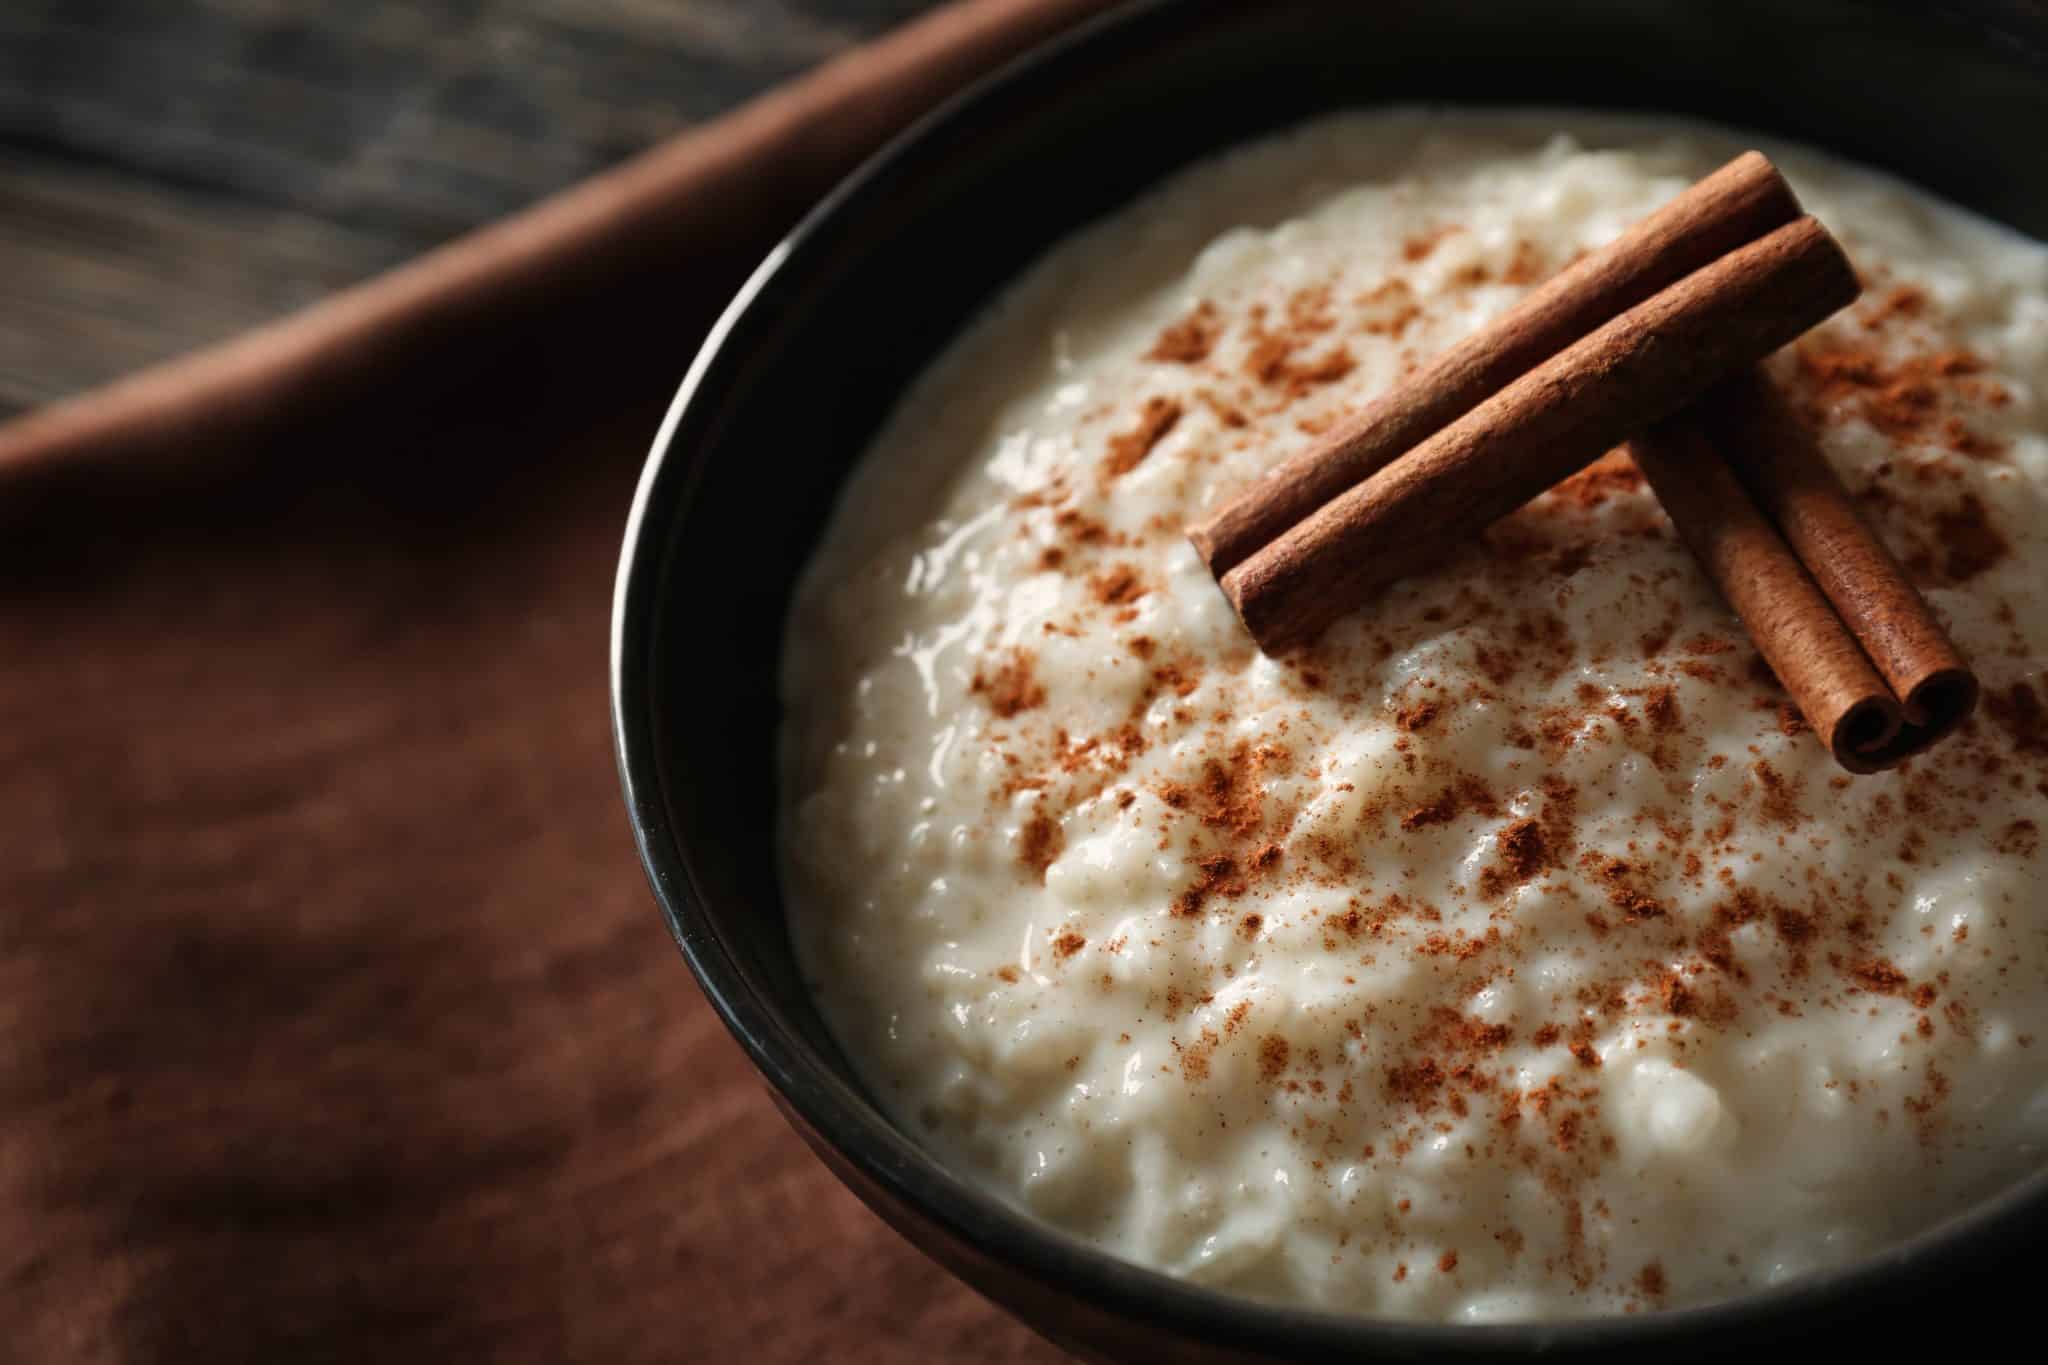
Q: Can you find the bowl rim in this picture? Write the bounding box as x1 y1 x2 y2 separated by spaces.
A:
612 0 2048 1352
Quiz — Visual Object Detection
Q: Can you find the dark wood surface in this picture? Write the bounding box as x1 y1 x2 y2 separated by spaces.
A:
0 0 942 418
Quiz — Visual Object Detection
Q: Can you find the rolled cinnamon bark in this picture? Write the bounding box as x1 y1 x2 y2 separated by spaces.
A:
1701 369 1979 758
1220 216 1861 652
1625 420 1904 772
1187 151 1802 575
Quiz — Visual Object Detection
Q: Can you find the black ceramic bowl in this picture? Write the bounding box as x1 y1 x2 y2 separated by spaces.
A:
614 2 2048 1359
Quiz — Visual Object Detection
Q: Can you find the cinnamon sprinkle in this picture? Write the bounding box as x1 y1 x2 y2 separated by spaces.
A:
1474 822 1548 896
1396 698 1442 732
1017 812 1063 884
1851 959 1909 995
1101 396 1183 479
1922 493 2010 583
1089 563 1147 606
972 650 1045 718
1173 853 1245 917
1795 341 2006 455
1402 225 1460 261
1983 680 2046 754
1148 302 1220 364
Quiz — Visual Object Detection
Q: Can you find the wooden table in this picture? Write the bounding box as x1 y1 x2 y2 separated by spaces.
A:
0 0 941 419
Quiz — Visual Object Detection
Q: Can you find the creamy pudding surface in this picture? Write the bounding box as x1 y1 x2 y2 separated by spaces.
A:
777 111 2048 1321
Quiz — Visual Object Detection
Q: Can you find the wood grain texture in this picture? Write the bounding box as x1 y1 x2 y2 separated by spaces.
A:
0 0 941 417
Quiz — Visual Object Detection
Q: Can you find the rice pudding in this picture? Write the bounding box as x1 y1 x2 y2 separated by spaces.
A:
777 110 2048 1321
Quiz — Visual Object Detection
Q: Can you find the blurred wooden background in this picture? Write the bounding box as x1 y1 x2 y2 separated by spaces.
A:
0 0 944 420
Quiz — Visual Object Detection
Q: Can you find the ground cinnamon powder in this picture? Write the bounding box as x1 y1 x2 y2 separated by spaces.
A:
1258 1034 1291 1081
1017 813 1063 884
1101 396 1183 479
971 649 1046 718
1923 492 2011 583
1148 302 1220 364
1794 330 2008 458
1089 563 1146 605
1983 680 2045 754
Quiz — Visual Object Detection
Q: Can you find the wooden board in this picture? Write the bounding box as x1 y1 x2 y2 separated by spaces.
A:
0 0 941 418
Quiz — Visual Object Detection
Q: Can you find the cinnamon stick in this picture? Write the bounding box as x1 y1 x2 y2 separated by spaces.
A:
1220 216 1861 652
1700 370 1977 761
1625 419 1904 772
1187 151 1802 575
